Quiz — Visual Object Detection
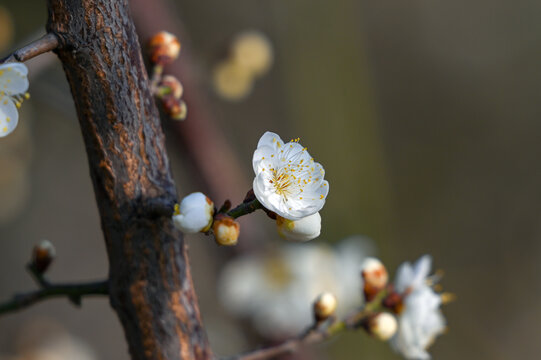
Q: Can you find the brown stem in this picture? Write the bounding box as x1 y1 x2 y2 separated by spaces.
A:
228 307 374 360
46 1 211 359
0 33 59 64
0 280 108 315
227 330 329 360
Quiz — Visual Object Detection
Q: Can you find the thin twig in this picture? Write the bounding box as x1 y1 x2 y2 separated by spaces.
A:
225 309 370 360
230 331 328 360
0 33 59 64
227 199 263 219
0 280 108 316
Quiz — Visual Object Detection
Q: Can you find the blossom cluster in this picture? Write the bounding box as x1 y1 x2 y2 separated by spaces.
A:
172 131 329 244
361 255 448 359
218 237 374 338
0 62 29 138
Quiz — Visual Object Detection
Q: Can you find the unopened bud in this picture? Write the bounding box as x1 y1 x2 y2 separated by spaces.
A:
31 240 56 273
361 257 388 301
276 212 321 242
173 192 214 234
162 96 188 120
148 31 181 65
159 75 184 99
366 312 398 341
213 214 240 246
313 292 337 322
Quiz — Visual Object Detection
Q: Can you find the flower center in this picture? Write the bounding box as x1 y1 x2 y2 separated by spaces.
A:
271 169 294 198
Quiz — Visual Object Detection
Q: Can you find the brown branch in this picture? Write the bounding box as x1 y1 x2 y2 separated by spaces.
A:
228 330 329 360
227 308 373 360
45 0 212 359
0 280 108 315
0 33 59 64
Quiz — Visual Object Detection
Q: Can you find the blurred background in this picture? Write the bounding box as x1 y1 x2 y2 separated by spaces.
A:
1 0 540 359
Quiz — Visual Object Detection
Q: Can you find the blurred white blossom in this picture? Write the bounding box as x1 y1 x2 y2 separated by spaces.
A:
0 62 29 137
390 256 446 360
218 237 374 338
252 131 329 220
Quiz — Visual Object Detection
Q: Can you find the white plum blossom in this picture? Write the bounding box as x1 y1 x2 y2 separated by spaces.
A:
0 62 29 138
252 131 329 220
172 192 214 234
218 237 374 338
276 212 321 242
390 255 446 360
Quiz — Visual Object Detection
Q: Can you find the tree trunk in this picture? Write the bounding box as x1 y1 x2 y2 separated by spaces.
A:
45 1 211 359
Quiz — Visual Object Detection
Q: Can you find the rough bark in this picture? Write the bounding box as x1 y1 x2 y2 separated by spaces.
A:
45 1 211 359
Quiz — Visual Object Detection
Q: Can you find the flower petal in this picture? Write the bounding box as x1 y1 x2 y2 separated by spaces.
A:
257 131 283 149
0 99 19 137
0 63 29 95
252 145 279 173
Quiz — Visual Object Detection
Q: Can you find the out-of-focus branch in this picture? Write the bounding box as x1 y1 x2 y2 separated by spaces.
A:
226 319 350 360
0 280 108 315
0 33 59 64
130 0 250 204
229 330 329 360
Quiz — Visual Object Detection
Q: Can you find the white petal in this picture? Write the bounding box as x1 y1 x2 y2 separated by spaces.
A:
173 192 214 233
276 212 321 242
252 145 279 173
0 63 29 95
257 131 283 149
0 99 19 137
394 261 415 293
411 255 432 288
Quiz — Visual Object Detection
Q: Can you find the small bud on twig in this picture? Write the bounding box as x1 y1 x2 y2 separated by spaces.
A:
162 96 187 120
213 214 240 246
276 213 321 242
148 31 181 65
173 192 214 234
313 292 337 322
158 75 184 99
31 240 56 274
361 257 388 301
364 312 398 341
